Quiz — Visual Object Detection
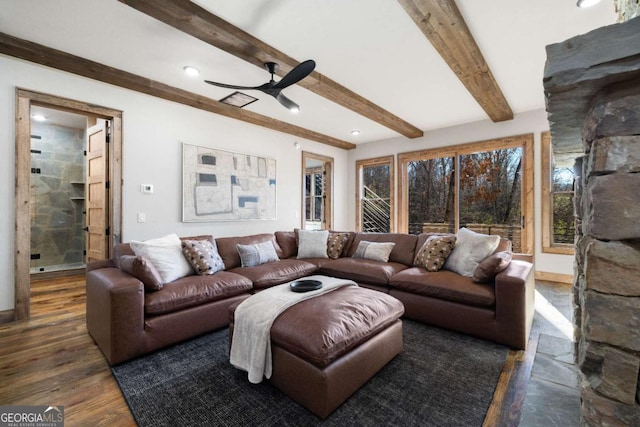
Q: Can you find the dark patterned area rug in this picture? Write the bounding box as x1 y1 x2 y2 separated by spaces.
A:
111 320 508 426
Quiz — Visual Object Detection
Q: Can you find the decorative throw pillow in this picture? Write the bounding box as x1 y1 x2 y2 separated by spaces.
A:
119 255 164 291
236 240 279 267
327 232 350 259
130 233 194 284
443 228 501 277
297 229 329 259
413 235 457 272
473 251 513 283
352 241 395 262
181 239 225 275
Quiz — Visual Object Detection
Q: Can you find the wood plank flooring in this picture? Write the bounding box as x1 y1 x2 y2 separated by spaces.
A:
0 275 135 426
0 274 544 426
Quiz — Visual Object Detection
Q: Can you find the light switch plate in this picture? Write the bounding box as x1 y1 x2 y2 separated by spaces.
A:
141 184 154 194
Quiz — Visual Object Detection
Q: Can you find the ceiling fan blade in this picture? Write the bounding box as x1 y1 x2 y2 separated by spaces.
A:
273 60 315 89
275 92 300 112
204 80 264 91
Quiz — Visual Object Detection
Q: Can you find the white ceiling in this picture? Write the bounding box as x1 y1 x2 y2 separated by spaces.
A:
0 0 617 145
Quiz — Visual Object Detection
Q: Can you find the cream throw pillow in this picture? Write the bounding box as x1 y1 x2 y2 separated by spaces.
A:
297 229 329 259
443 228 501 277
352 241 395 262
130 233 194 284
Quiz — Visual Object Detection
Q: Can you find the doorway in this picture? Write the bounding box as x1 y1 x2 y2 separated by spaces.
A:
301 151 333 230
15 89 123 320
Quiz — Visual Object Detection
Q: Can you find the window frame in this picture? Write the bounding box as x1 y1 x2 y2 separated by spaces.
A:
541 131 575 255
398 134 534 254
305 167 324 222
355 155 395 232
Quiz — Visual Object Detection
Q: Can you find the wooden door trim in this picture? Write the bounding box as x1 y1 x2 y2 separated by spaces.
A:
301 151 334 230
14 88 123 321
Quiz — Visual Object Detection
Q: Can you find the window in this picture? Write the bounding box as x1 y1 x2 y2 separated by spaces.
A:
541 131 575 254
356 156 394 232
305 169 324 223
399 134 533 253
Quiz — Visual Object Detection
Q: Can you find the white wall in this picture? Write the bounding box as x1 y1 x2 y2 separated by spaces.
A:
347 109 574 277
0 56 349 311
0 55 573 312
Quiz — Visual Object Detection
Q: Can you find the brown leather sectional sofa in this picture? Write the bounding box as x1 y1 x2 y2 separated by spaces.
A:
86 231 534 365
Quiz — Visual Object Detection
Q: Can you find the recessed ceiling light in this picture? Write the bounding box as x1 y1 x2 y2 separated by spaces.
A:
289 107 300 114
576 0 601 7
351 129 361 136
32 114 47 122
183 66 200 77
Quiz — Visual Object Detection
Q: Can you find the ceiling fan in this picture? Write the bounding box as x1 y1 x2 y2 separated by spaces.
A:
205 60 315 112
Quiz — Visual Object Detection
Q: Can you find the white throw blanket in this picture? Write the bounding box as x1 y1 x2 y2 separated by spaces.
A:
230 275 357 384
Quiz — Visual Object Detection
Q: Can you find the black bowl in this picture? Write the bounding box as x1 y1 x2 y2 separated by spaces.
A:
290 279 323 293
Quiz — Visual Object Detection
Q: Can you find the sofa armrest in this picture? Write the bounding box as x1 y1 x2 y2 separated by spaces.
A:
86 259 115 272
86 267 145 365
511 253 533 263
493 259 535 349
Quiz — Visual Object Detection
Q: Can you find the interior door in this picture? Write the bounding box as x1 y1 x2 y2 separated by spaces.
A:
85 121 110 262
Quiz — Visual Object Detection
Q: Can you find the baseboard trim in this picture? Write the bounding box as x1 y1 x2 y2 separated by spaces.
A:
30 267 85 281
535 271 573 285
0 309 15 324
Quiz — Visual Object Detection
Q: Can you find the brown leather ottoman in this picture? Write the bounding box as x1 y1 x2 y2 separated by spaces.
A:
229 285 404 419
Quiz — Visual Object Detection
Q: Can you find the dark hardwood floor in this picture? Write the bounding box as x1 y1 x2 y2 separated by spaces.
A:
0 275 136 426
0 275 567 426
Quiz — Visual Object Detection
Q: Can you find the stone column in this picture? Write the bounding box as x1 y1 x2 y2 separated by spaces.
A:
614 0 640 22
575 80 640 425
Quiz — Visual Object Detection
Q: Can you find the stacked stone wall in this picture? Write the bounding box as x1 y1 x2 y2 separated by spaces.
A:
575 80 640 425
615 0 640 22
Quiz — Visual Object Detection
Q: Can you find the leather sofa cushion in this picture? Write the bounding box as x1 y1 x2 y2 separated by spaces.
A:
269 286 404 367
144 271 252 315
230 259 319 290
275 231 297 258
496 237 512 253
320 258 408 286
216 234 283 270
390 267 495 307
113 243 135 268
346 233 418 266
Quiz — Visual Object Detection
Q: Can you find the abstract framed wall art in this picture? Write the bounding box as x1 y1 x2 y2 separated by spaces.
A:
182 143 277 222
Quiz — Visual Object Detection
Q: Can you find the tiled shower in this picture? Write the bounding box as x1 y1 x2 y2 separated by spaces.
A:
30 115 86 274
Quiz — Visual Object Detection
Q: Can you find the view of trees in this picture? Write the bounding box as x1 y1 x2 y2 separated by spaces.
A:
552 167 575 244
459 148 522 226
406 148 523 235
362 164 390 199
407 157 455 233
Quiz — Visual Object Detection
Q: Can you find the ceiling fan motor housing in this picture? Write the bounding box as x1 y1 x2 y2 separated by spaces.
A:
264 62 279 75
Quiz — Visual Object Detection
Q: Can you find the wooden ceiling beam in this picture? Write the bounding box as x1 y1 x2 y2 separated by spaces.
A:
118 0 424 139
0 32 355 150
398 0 514 122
